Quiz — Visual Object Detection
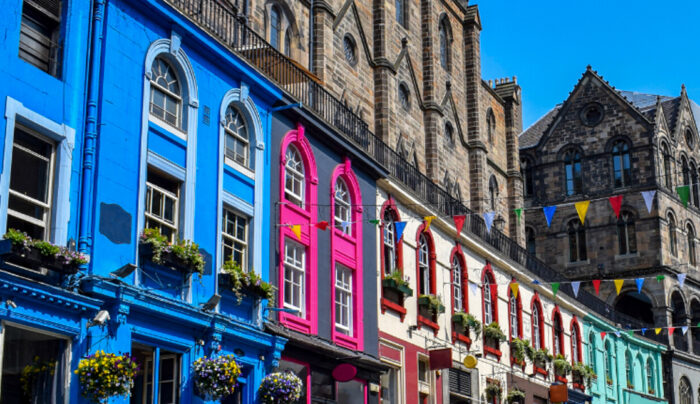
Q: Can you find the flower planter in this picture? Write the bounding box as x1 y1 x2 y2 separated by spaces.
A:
417 296 445 314
0 239 79 274
382 278 413 297
218 272 270 301
139 243 198 274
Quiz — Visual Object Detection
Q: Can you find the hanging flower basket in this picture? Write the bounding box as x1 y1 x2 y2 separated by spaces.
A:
258 371 303 404
193 355 241 400
75 351 139 403
484 381 502 401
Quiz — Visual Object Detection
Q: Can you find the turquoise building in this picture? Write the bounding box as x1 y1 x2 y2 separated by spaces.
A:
584 314 667 404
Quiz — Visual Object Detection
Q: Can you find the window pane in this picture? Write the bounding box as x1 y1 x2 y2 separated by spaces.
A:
11 136 51 203
279 360 307 404
337 380 364 404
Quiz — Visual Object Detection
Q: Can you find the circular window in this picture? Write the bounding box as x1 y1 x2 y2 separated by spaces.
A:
398 83 410 110
686 129 695 149
580 103 604 126
343 35 357 66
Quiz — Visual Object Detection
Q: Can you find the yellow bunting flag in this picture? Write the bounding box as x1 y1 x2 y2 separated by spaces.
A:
614 279 624 295
510 283 519 299
291 225 302 240
655 328 662 335
424 216 437 230
575 200 591 224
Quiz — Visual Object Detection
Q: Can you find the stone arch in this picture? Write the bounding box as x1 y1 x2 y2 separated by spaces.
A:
613 288 656 325
264 0 303 56
690 297 700 355
671 290 689 351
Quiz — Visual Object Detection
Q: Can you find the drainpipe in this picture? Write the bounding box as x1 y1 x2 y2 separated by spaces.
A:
78 0 106 258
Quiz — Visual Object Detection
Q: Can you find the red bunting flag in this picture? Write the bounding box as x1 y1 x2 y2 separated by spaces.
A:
669 327 676 335
453 215 466 235
315 221 329 230
592 279 601 295
600 332 606 340
609 195 623 218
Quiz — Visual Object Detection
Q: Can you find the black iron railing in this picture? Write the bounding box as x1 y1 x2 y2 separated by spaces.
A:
164 0 656 333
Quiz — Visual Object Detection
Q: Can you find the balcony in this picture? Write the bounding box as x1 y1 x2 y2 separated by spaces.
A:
163 0 652 330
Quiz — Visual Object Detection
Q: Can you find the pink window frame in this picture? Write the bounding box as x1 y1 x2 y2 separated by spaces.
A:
531 292 545 349
278 123 318 334
552 305 564 356
280 356 311 404
330 158 364 350
416 223 439 334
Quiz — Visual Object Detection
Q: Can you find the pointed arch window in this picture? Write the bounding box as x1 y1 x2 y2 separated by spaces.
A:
669 212 678 256
662 143 673 188
439 18 450 71
646 359 654 394
284 145 305 207
284 28 292 57
395 0 406 27
571 321 581 363
532 299 543 349
487 109 496 144
382 208 397 276
625 350 632 386
224 105 249 167
508 282 522 339
588 332 596 370
683 156 690 191
612 140 631 188
617 211 637 255
270 5 282 50
483 276 493 325
568 219 587 262
604 340 615 383
334 178 351 234
689 223 697 266
526 227 536 256
150 57 182 129
692 161 699 207
553 308 564 355
564 149 582 195
679 376 692 404
488 176 498 211
521 157 534 197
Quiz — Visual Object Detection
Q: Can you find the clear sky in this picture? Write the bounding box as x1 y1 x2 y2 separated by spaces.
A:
478 1 700 130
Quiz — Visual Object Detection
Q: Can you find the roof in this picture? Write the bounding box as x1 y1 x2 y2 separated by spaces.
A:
519 104 561 149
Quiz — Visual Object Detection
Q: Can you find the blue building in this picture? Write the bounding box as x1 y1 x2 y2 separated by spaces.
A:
0 0 287 402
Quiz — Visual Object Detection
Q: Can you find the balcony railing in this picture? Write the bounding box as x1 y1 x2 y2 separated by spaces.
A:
164 0 654 333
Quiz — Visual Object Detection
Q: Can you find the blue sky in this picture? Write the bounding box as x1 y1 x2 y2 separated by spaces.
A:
479 1 700 129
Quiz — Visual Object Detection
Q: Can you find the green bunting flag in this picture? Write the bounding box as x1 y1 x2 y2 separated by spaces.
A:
656 275 665 282
551 282 560 298
628 330 635 337
369 219 380 226
514 208 522 224
677 185 690 207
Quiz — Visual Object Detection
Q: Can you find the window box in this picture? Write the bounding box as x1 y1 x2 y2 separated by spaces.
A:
0 239 80 274
139 243 199 275
219 261 274 302
139 228 204 275
555 375 568 384
381 273 412 319
417 295 445 316
382 278 413 297
532 364 548 377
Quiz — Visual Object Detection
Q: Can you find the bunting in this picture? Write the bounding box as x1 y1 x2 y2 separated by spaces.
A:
424 216 436 230
394 222 407 241
678 273 687 288
669 327 676 336
341 221 351 233
600 332 606 340
551 282 560 298
575 201 590 224
614 279 624 295
543 206 557 227
656 275 665 282
483 212 495 234
510 282 519 299
677 186 690 207
291 225 302 240
532 279 541 285
683 326 689 335
609 195 623 218
369 219 380 226
614 331 621 337
642 190 656 213
571 281 581 298
315 221 329 230
469 282 479 296
641 328 647 335
592 279 601 295
514 208 523 224
635 278 644 293
453 215 466 235
655 328 662 335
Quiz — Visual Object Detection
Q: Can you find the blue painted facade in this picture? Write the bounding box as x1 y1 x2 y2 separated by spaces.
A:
0 0 286 402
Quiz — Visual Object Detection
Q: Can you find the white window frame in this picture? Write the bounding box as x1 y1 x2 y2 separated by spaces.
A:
145 172 180 243
1 97 74 246
572 328 579 363
144 353 180 404
285 145 305 207
149 57 186 138
0 321 72 404
532 306 541 349
382 212 395 276
223 105 250 168
483 277 492 325
452 257 463 311
284 240 306 316
418 235 430 295
334 177 352 234
335 264 353 336
509 294 518 338
221 206 248 269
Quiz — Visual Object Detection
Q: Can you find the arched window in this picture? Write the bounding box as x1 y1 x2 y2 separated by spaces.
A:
612 140 631 188
418 234 430 295
604 340 615 384
571 319 581 363
688 223 696 266
564 149 582 195
439 18 450 71
687 129 695 149
398 82 410 111
395 0 406 27
526 227 536 256
683 156 690 192
284 28 292 57
488 176 498 211
692 161 699 207
452 255 464 312
553 308 564 355
482 265 497 326
617 211 637 255
625 351 632 387
531 295 544 349
679 376 692 404
487 109 496 144
508 281 521 339
382 208 397 276
270 5 282 50
343 35 357 66
568 219 587 262
150 57 182 129
224 105 249 166
669 212 678 257
445 122 454 143
334 178 351 234
588 332 596 371
521 157 534 197
662 143 673 188
646 358 654 394
284 145 305 207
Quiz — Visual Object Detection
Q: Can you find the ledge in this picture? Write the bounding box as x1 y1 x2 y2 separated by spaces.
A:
484 344 502 360
381 297 406 321
417 315 439 336
452 332 472 346
532 365 548 377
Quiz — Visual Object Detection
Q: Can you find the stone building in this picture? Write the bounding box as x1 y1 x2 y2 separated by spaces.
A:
520 66 700 403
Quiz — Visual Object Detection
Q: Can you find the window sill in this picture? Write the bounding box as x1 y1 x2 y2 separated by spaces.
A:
565 259 590 268
532 365 548 377
279 311 313 334
381 297 407 321
332 330 361 351
417 315 439 336
555 375 568 383
225 157 255 180
451 331 472 346
149 116 187 141
573 382 586 392
483 344 502 360
281 199 311 220
332 228 356 242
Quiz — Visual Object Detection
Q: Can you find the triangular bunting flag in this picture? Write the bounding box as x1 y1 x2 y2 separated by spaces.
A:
682 326 689 335
571 281 581 298
614 331 621 337
628 330 635 337
510 283 519 299
678 273 687 288
453 215 466 235
575 201 591 224
315 221 329 230
614 279 624 295
600 332 606 340
291 225 302 240
514 208 522 224
483 212 495 234
677 186 690 207
394 222 407 241
592 279 601 295
469 282 479 296
609 195 623 218
641 328 647 335
655 328 662 335
424 216 436 230
543 206 557 227
341 221 351 233
532 279 541 285
641 190 656 213
635 278 644 293
669 327 676 335
656 275 665 282
369 219 380 226
551 282 560 298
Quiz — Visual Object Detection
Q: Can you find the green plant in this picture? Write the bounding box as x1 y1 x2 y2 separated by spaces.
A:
627 380 634 389
553 354 572 376
258 371 303 403
505 388 526 404
649 388 655 395
572 362 596 384
75 351 139 403
4 228 31 248
140 228 205 275
385 270 409 287
528 347 553 368
32 240 60 257
451 312 482 337
222 260 275 303
606 376 613 386
510 338 530 363
484 381 502 401
418 294 445 315
383 270 413 296
193 355 241 400
140 228 169 262
483 322 507 342
4 229 90 267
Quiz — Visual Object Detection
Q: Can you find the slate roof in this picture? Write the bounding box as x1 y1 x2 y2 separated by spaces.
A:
519 105 561 149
